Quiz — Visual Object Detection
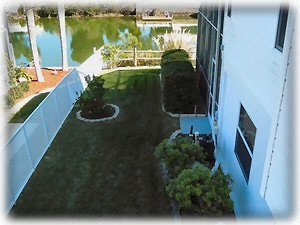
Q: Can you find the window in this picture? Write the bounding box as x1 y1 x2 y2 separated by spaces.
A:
234 105 257 183
275 6 289 52
212 7 218 27
227 3 232 17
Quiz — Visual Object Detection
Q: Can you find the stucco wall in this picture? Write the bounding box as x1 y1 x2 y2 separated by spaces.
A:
216 5 293 218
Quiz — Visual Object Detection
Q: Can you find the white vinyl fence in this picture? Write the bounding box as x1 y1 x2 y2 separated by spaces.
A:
5 49 103 213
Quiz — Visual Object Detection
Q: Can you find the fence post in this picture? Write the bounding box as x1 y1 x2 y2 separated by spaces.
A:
133 45 137 67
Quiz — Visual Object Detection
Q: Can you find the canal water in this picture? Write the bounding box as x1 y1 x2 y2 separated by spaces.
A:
9 16 197 67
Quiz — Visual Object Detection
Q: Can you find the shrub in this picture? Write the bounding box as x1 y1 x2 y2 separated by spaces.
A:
7 58 31 86
163 72 198 113
76 75 113 119
6 81 29 107
161 60 194 79
160 49 199 113
101 43 121 69
161 49 190 64
137 59 160 67
6 58 31 107
119 32 142 50
65 7 79 16
35 6 58 17
101 32 142 68
154 137 208 178
166 166 234 216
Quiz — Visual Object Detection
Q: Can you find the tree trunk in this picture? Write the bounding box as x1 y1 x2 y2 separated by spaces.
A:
26 8 44 82
58 3 68 71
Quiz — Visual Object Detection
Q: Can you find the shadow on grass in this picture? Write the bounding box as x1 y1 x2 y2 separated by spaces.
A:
10 69 179 217
9 92 49 123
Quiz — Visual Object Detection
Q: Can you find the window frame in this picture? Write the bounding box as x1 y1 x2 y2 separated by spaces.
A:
234 104 257 183
275 6 289 52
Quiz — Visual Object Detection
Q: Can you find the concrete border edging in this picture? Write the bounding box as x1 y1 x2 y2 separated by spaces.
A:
76 104 120 122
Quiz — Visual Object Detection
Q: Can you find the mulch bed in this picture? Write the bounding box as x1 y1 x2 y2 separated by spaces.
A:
16 68 71 104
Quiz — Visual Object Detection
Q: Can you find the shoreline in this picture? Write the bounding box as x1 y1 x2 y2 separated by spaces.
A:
8 12 197 21
8 13 133 20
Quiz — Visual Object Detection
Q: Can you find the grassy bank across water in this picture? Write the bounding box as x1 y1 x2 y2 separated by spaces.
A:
11 69 179 216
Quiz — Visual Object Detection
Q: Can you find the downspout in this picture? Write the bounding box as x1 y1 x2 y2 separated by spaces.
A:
262 12 295 198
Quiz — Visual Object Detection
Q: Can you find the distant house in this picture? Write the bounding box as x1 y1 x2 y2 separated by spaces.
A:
196 2 294 219
142 8 173 21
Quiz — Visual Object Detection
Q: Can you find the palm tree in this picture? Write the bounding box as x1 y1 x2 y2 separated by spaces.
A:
26 7 44 82
58 3 68 71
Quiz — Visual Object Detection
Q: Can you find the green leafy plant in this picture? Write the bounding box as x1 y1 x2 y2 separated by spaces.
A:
101 32 142 69
75 75 113 119
154 137 208 178
101 43 121 69
6 58 31 86
118 32 142 50
35 6 58 18
166 166 234 216
6 58 31 107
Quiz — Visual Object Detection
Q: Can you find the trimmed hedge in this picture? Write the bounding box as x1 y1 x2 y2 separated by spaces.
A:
161 49 190 63
161 49 199 113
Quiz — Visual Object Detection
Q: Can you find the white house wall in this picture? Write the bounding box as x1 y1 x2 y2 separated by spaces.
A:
216 5 293 217
263 9 295 217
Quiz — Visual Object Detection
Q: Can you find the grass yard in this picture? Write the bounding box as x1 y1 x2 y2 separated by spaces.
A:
11 69 179 217
9 92 49 123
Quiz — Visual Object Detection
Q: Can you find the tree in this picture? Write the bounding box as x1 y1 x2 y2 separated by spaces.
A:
58 3 68 71
26 7 44 82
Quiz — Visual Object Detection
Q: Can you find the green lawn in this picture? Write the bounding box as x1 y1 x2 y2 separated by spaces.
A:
9 92 49 123
11 69 179 217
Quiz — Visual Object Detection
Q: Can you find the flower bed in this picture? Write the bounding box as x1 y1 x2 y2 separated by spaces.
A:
154 136 234 217
75 75 120 122
76 104 120 122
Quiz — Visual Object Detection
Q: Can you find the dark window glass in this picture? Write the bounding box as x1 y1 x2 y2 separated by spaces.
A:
238 105 256 152
204 25 212 77
207 8 213 22
200 16 206 68
227 3 232 17
210 62 215 92
203 23 209 76
235 131 252 182
215 35 223 105
197 12 202 63
275 6 289 52
209 96 213 115
202 5 207 17
220 6 225 34
210 28 217 60
213 8 218 27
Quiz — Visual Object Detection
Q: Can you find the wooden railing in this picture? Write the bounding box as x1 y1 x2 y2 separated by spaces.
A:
119 47 196 67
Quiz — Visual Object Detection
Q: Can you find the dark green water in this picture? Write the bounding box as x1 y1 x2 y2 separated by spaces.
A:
9 17 197 67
